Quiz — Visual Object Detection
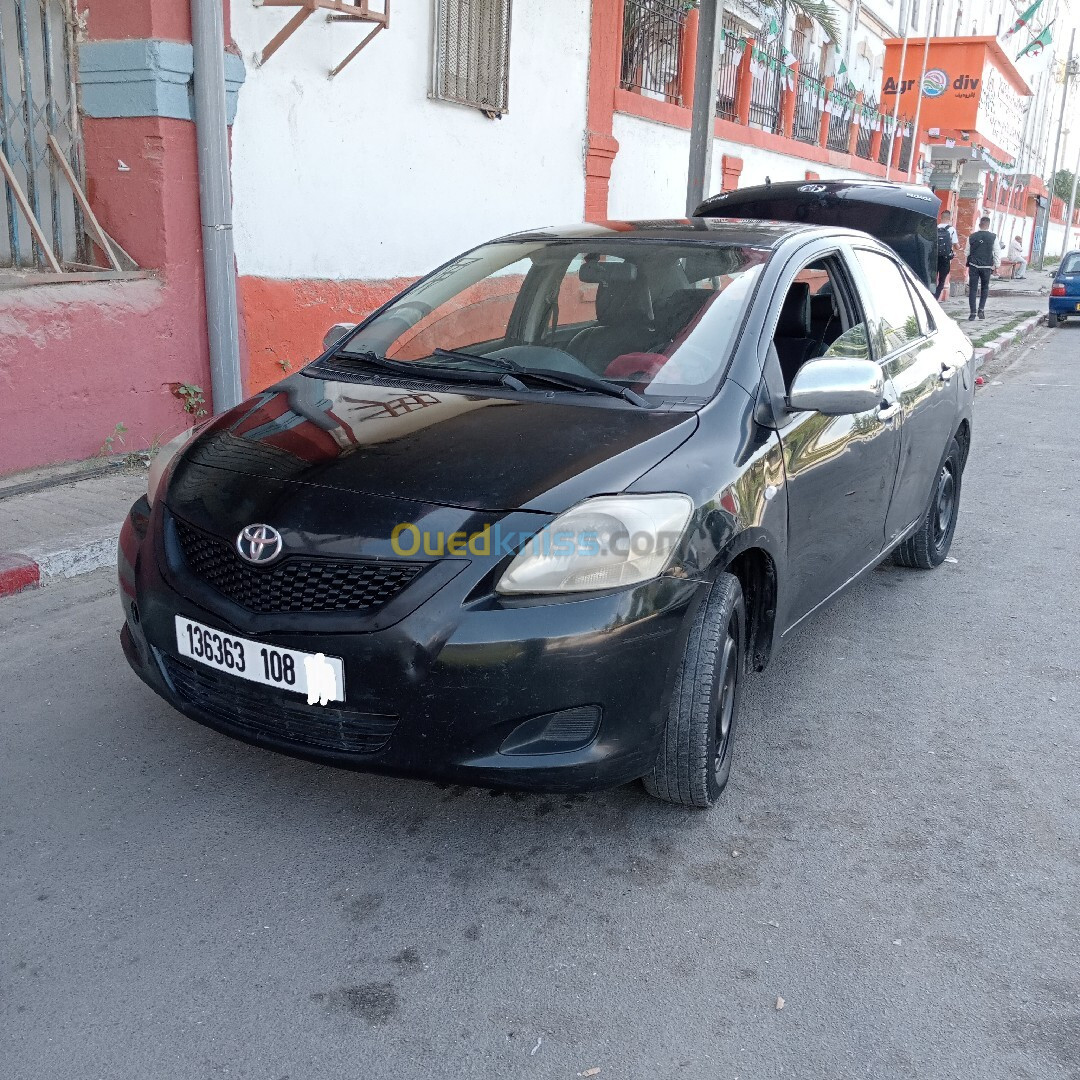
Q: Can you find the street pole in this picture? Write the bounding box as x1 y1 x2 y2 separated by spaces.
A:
887 18 911 181
1034 25 1076 270
906 3 938 183
1062 136 1080 256
191 0 243 413
685 0 724 216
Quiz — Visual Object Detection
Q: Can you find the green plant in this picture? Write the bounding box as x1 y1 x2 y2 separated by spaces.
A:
175 383 207 419
100 421 128 457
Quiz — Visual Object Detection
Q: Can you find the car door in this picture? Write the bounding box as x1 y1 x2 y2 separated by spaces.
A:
848 246 959 546
764 250 903 631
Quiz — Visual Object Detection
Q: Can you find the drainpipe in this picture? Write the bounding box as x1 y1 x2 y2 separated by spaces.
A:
191 0 243 414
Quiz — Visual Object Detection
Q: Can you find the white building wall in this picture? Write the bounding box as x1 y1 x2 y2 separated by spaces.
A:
609 113 885 221
229 0 591 281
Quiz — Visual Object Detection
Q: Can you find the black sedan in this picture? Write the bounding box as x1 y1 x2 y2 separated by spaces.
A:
119 194 974 807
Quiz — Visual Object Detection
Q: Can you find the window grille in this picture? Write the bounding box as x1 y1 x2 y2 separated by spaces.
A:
620 0 688 104
431 0 512 116
0 0 88 269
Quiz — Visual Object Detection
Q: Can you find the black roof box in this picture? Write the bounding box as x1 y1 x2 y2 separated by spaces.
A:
693 179 942 287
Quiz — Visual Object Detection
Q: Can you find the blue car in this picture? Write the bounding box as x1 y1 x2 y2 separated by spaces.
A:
1050 250 1080 326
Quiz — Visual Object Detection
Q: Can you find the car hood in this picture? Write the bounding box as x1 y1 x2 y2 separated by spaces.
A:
179 374 698 514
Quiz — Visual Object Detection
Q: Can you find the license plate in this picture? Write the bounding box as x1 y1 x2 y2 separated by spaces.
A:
174 615 345 704
1075 302 1080 312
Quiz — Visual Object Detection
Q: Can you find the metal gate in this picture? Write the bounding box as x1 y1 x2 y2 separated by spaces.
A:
0 0 87 269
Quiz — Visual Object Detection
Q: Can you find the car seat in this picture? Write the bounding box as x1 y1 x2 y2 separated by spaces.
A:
773 282 818 387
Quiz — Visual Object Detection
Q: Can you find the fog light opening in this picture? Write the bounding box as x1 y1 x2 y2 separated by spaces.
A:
499 706 602 756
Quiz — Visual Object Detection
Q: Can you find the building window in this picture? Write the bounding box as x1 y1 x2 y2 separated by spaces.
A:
620 0 689 104
431 0 512 116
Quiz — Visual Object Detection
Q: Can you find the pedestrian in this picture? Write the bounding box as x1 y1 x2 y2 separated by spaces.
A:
936 210 959 301
1009 234 1028 279
965 215 1000 320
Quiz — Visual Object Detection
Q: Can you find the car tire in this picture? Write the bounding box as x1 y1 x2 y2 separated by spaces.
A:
1049 313 1062 327
893 437 963 570
643 573 745 808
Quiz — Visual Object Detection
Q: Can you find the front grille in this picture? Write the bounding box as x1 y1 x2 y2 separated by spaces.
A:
174 519 423 614
161 654 398 754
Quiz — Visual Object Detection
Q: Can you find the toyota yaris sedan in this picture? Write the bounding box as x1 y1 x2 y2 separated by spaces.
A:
119 184 974 807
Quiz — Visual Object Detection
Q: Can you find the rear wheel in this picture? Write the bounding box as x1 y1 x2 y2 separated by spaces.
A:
1049 313 1062 327
894 438 963 570
643 574 745 808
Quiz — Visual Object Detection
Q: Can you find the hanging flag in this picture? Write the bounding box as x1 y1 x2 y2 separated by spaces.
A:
1004 0 1044 41
1017 22 1054 60
781 48 797 91
945 137 956 148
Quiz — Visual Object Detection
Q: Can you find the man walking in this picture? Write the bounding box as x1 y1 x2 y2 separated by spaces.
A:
965 215 1000 320
936 210 959 300
1009 234 1028 279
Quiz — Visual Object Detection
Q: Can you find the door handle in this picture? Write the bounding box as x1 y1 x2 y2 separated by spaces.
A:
877 402 901 421
940 363 958 382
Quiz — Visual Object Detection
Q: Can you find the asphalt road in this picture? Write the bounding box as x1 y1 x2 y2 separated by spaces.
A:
4 325 1079 1080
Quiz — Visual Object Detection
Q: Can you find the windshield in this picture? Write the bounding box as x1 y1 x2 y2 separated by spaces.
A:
334 239 769 399
1060 253 1080 275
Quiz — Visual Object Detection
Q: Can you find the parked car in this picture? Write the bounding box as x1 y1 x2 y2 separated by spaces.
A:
119 183 975 808
1049 250 1080 326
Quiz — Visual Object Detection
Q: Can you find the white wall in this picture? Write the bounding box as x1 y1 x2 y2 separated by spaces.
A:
609 112 884 220
229 0 590 281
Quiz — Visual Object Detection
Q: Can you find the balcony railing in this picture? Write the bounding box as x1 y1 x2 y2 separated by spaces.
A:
618 18 914 177
620 0 689 104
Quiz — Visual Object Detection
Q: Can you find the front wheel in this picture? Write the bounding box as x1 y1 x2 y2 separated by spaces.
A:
643 574 745 808
893 437 963 570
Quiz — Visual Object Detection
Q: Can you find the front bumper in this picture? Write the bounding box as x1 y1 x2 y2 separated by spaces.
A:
119 497 704 793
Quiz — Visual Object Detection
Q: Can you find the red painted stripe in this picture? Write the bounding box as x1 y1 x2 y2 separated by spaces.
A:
0 554 41 598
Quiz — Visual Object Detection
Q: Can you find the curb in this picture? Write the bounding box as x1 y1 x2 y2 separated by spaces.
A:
972 311 1046 372
0 524 121 599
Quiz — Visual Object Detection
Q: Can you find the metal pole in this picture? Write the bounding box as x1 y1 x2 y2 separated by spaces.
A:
191 0 243 413
1062 136 1080 256
685 0 724 215
906 3 937 183
1035 26 1075 270
888 18 911 181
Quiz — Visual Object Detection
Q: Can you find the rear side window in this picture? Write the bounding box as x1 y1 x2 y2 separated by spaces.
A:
1061 253 1080 275
852 249 924 357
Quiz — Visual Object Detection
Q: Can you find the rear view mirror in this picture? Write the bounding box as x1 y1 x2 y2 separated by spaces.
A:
323 323 356 351
788 356 883 416
578 258 637 284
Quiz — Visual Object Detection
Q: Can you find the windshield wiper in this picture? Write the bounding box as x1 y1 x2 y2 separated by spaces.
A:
512 368 651 408
336 349 526 389
435 347 648 406
431 347 524 373
341 348 648 407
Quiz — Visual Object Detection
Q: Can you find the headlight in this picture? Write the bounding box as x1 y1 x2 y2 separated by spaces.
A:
147 425 202 507
496 494 694 595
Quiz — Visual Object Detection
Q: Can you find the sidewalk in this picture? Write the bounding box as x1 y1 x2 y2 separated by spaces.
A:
940 264 1051 369
0 465 146 596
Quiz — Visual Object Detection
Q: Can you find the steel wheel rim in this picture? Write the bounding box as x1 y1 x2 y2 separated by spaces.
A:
713 624 739 780
933 463 956 548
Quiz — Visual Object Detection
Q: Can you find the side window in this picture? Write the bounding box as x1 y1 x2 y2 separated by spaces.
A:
772 255 870 390
852 249 925 356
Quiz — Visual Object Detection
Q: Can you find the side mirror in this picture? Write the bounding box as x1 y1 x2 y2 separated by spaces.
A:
323 323 356 351
788 356 883 416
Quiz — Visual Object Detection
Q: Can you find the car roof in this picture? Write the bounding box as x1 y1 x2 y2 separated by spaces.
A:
493 218 821 248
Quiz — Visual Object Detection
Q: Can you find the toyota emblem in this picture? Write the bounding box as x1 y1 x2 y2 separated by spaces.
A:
236 523 283 565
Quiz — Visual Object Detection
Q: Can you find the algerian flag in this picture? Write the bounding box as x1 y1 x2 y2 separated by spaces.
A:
766 14 780 38
1017 22 1054 60
782 48 797 90
1004 0 1044 40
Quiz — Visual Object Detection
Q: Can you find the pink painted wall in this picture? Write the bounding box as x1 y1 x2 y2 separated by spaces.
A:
0 115 212 475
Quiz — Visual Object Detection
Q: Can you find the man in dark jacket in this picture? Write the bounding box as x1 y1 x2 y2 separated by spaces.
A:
965 216 1000 320
936 211 959 300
